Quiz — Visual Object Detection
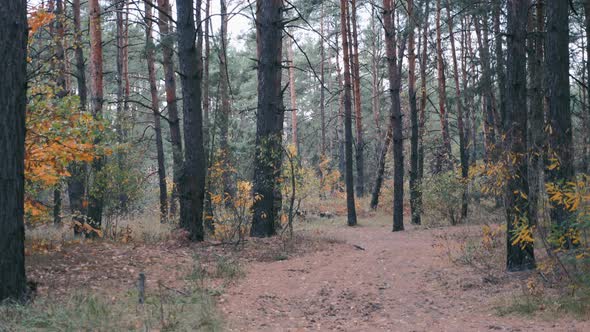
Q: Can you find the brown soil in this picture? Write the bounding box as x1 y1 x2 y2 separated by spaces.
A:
220 223 590 332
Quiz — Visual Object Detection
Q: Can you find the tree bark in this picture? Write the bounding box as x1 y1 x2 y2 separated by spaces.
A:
505 0 535 271
68 0 89 223
585 1 590 174
157 0 183 217
340 0 358 227
287 36 300 154
384 0 404 232
320 2 326 157
408 0 420 224
528 0 544 226
251 0 285 237
177 0 206 241
494 1 506 128
218 0 234 197
350 0 364 196
546 0 575 233
435 0 452 164
87 0 105 229
416 1 430 225
145 0 168 223
0 0 27 302
446 0 468 220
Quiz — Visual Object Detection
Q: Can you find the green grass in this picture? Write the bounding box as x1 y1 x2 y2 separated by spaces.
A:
496 291 590 320
0 288 221 331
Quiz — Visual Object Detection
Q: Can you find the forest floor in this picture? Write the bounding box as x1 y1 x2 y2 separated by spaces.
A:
13 214 590 331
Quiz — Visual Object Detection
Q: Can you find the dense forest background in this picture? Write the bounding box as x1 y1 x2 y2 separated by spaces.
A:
1 0 590 329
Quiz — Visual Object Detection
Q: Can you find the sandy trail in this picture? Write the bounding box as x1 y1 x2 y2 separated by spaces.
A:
220 223 588 331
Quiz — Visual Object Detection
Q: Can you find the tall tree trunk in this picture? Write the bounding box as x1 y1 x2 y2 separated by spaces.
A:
204 0 211 159
371 3 382 142
87 0 105 229
251 0 285 237
446 0 468 220
157 0 183 217
336 30 346 178
115 0 129 212
384 0 404 232
351 0 364 196
287 36 299 154
177 0 206 241
435 0 452 165
68 0 88 225
528 0 544 226
53 0 68 225
546 0 575 234
494 1 506 127
320 2 326 157
218 0 234 197
0 0 27 302
145 0 168 223
505 0 535 271
340 0 358 227
416 1 430 224
585 1 590 174
408 0 420 224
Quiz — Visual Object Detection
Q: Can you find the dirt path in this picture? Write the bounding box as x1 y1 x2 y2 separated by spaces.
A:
220 223 589 331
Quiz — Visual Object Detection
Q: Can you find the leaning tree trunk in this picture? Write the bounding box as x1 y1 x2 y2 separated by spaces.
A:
157 0 183 218
87 0 105 229
370 122 392 210
251 0 285 237
340 0 358 227
0 0 27 302
177 0 206 241
446 0 469 220
384 0 404 232
505 0 535 271
546 0 575 235
145 0 168 223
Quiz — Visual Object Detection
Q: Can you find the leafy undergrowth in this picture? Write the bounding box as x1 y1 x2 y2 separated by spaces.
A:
434 223 590 320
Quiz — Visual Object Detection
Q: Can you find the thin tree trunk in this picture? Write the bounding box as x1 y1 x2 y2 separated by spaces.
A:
87 0 105 229
157 0 183 218
494 1 506 127
251 0 285 237
0 0 27 302
371 4 382 140
204 0 211 160
351 0 364 196
408 0 420 224
336 30 346 178
474 16 497 162
505 0 535 271
384 0 404 232
177 0 206 241
416 1 430 224
585 1 590 174
218 0 234 197
320 2 326 157
287 36 299 154
68 0 88 226
145 0 168 223
446 0 468 220
370 122 392 210
340 0 358 227
435 0 452 165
